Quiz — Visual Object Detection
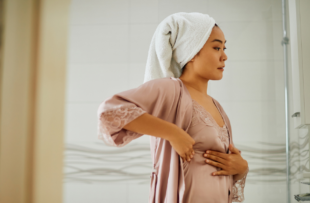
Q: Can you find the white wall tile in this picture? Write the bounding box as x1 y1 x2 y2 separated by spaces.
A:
128 183 150 203
63 183 128 203
243 183 286 203
130 0 159 23
208 0 282 22
158 0 209 22
66 64 129 102
128 63 146 89
216 100 286 144
218 21 284 61
69 0 130 25
67 25 129 64
64 103 100 142
209 61 279 102
129 24 158 63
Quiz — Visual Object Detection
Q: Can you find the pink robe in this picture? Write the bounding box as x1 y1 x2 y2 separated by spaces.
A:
97 76 248 203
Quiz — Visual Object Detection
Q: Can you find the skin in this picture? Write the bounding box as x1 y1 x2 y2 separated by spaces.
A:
179 26 249 180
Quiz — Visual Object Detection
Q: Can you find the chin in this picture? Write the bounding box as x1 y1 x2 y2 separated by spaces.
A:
213 75 223 80
203 74 223 80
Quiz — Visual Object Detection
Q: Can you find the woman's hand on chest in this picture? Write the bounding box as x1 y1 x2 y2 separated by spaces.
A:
203 144 248 176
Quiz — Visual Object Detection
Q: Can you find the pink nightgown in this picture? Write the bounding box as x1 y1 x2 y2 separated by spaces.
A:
182 98 232 203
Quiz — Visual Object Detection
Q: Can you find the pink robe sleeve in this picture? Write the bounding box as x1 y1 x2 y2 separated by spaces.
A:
98 104 147 147
232 149 249 202
97 78 176 147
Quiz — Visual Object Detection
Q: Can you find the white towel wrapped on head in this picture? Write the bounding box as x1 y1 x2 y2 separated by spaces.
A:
143 12 216 83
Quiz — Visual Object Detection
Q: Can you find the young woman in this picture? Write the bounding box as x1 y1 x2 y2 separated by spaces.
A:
97 12 249 203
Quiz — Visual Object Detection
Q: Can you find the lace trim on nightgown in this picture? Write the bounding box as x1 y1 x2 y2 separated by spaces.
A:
98 104 147 147
191 99 229 143
232 171 248 202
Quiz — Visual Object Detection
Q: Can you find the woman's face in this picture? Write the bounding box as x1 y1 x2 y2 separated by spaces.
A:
185 26 227 80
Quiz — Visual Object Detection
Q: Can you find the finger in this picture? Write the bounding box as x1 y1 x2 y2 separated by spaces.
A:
205 150 228 160
212 170 228 176
230 144 240 154
187 148 193 157
189 149 195 158
186 152 191 162
182 156 186 163
186 151 193 159
191 148 195 156
205 159 226 169
205 154 226 165
188 149 193 159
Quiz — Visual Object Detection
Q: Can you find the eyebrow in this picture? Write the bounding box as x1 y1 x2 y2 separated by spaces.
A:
212 39 227 44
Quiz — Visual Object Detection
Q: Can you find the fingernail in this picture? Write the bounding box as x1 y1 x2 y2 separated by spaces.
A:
190 155 193 158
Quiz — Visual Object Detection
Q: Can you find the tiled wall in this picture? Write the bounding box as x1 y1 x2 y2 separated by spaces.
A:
63 0 302 202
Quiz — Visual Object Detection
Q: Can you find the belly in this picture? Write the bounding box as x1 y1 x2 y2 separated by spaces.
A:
182 153 231 203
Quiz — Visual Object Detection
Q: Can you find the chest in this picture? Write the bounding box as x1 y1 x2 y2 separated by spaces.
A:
187 98 230 154
187 91 225 128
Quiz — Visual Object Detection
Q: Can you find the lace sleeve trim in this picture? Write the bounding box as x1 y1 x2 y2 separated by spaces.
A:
98 104 147 147
232 170 248 202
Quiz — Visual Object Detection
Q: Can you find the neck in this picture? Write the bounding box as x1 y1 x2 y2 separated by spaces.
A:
178 76 209 97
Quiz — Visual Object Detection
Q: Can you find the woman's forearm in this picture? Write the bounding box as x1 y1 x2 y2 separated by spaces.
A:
123 112 182 142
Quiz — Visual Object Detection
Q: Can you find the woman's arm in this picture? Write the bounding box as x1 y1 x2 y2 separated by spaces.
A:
123 113 178 140
97 78 195 162
123 112 195 162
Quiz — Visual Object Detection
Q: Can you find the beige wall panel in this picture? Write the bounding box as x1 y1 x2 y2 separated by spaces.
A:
0 0 70 203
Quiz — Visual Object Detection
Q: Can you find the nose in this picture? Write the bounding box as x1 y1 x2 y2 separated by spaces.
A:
223 52 228 61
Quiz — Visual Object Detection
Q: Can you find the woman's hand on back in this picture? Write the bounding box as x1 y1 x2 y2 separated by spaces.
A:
167 129 195 163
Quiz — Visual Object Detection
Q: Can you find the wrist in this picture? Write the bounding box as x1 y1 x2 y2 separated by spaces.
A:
233 169 248 182
165 123 183 142
233 160 248 180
